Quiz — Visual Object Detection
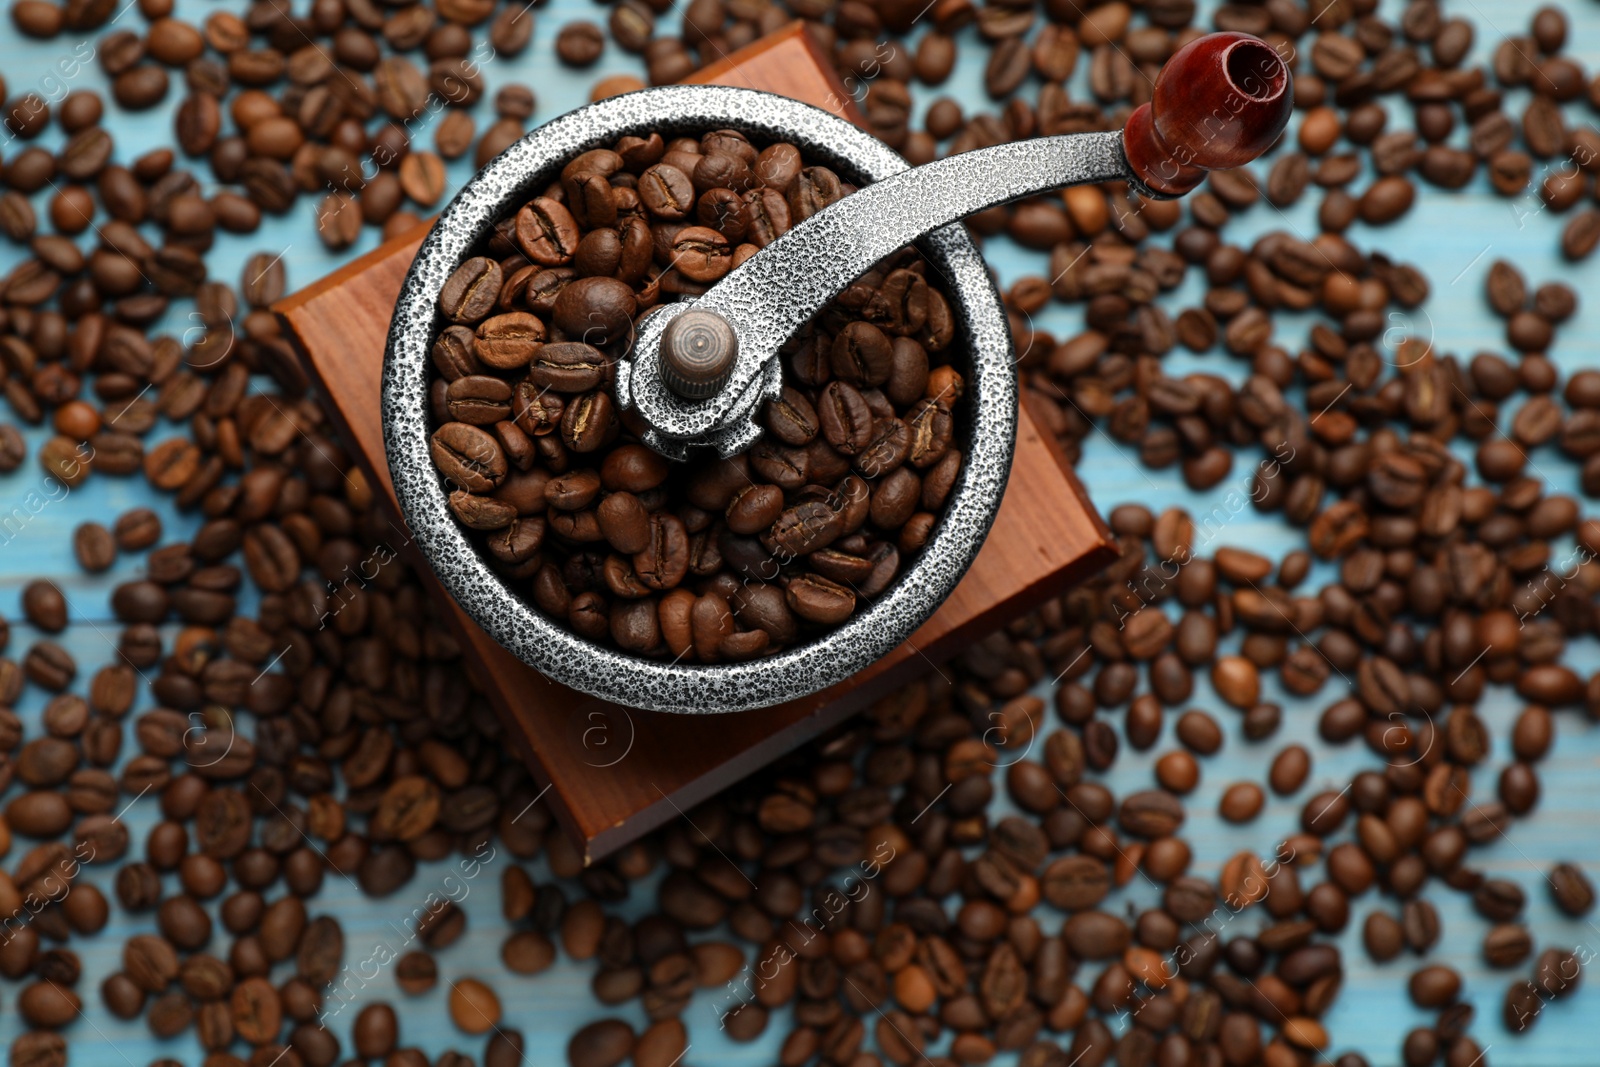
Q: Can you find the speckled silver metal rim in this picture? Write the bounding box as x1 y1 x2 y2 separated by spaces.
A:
382 85 1017 714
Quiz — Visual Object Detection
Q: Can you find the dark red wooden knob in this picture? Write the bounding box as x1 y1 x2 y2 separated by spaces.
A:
1123 31 1293 198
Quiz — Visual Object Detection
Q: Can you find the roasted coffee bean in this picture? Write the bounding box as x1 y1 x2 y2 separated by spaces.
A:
1532 946 1581 1001
354 1003 398 1058
1218 782 1263 823
1364 912 1405 962
1549 862 1595 916
818 380 874 456
552 276 637 346
594 492 651 553
528 341 609 393
786 574 855 625
1483 924 1532 968
73 522 117 573
516 197 582 266
567 1018 635 1067
475 313 547 371
772 501 842 557
1042 855 1110 911
113 508 162 551
431 422 507 492
391 951 438 996
399 151 446 207
449 977 502 1033
1403 899 1441 953
561 391 617 453
7 791 73 837
764 387 819 446
1408 965 1462 1008
1269 744 1311 794
1505 979 1542 1033
1470 880 1523 925
555 20 605 66
1563 209 1600 261
18 981 82 1028
502 930 556 975
1212 656 1260 708
439 256 503 323
21 580 67 632
0 424 26 472
721 484 780 537
23 642 75 691
1120 790 1184 838
446 375 514 425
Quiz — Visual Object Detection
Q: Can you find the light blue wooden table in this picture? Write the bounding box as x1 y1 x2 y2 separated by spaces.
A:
1 1 1598 1064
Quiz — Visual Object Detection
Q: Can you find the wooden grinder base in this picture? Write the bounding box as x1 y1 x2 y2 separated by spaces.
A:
275 23 1116 862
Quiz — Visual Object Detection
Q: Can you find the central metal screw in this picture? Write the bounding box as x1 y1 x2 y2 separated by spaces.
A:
658 309 739 400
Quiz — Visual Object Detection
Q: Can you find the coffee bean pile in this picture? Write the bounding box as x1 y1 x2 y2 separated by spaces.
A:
0 0 1598 1065
425 130 967 660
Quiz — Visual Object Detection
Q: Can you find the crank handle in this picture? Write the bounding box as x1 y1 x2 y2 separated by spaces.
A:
624 31 1293 455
